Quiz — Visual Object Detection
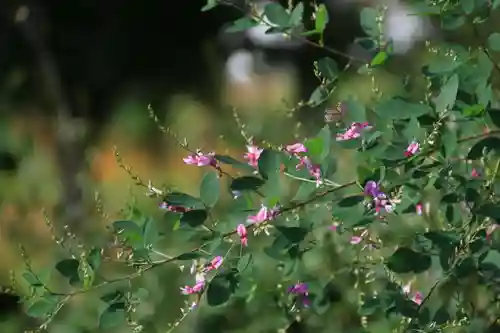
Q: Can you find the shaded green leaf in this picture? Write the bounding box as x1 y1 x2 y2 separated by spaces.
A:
488 32 500 52
200 171 220 207
317 57 338 81
360 7 379 36
386 247 431 273
142 217 158 247
26 298 58 318
55 259 80 285
434 74 459 113
374 98 432 120
289 2 304 26
164 192 203 208
214 154 255 171
201 0 218 11
264 2 290 27
23 272 42 287
207 276 232 306
230 176 265 191
237 253 253 273
99 302 127 329
258 149 281 179
226 17 258 33
338 195 364 207
87 248 102 271
180 210 208 227
467 137 500 159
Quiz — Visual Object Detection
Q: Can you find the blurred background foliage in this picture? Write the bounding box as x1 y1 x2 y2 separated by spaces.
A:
0 0 499 332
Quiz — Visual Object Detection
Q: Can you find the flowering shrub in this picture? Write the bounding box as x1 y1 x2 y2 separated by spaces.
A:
14 1 500 332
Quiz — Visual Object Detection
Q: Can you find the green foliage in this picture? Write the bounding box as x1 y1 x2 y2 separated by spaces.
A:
14 1 500 332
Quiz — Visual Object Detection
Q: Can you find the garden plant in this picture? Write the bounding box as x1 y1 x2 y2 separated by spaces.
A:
13 0 500 332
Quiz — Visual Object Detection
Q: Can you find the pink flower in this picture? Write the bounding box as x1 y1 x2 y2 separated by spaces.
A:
180 275 206 295
244 145 263 168
205 256 223 272
416 203 423 216
404 140 420 157
285 143 307 154
296 157 322 187
288 282 310 308
183 151 217 167
329 223 339 231
236 224 248 247
247 205 274 224
336 122 372 141
374 193 395 214
159 202 189 213
471 168 480 178
350 236 363 244
412 291 424 305
288 282 308 295
402 282 423 305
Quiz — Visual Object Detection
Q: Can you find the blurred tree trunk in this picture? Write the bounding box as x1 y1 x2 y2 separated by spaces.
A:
14 4 86 233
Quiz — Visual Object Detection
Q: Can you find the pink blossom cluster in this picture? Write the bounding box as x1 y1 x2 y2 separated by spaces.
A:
402 282 423 305
180 256 223 296
364 181 395 215
288 282 310 308
183 150 218 168
235 204 281 247
336 122 372 141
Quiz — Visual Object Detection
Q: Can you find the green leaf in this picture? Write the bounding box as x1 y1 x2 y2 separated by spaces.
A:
180 210 208 227
264 2 291 27
258 149 281 179
344 97 367 123
463 104 485 117
275 226 309 244
87 248 102 271
230 176 265 191
201 0 218 11
23 272 42 286
292 182 317 201
487 108 500 128
434 74 459 113
461 0 475 14
207 276 232 306
55 259 80 286
315 4 329 33
289 2 304 26
371 51 388 66
374 98 432 120
386 247 432 273
237 253 253 273
26 298 59 318
338 195 364 207
141 217 158 247
226 17 258 33
488 32 500 52
177 252 205 261
316 57 338 81
214 154 255 172
467 137 500 159
100 290 125 303
200 171 220 207
475 203 500 219
308 85 330 106
164 192 203 208
360 7 379 37
99 302 127 329
304 125 331 163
